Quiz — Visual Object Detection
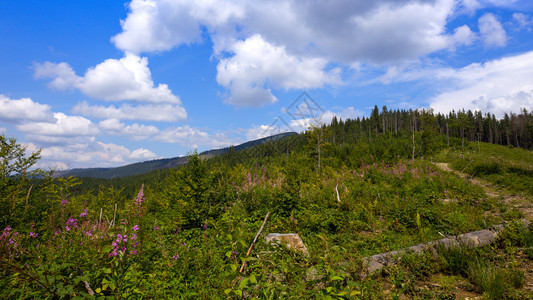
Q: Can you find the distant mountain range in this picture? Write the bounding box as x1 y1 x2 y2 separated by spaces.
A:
55 132 297 179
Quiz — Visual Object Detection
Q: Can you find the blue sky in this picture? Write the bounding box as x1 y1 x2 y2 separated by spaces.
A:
1 0 533 169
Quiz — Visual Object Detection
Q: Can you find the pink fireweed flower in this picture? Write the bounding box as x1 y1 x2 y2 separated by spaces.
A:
66 216 78 231
132 225 139 231
80 209 88 218
29 232 38 238
2 226 11 239
172 254 179 260
61 199 68 206
135 184 145 206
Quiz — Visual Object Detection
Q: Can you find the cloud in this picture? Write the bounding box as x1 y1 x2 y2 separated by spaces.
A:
245 125 281 140
0 95 55 123
430 51 533 118
155 125 240 149
449 25 476 50
72 101 186 122
17 112 100 138
245 106 361 140
111 0 488 106
459 0 482 14
34 53 184 106
287 107 362 133
478 13 507 47
216 35 341 106
98 119 159 140
29 141 158 170
129 148 158 160
513 13 533 30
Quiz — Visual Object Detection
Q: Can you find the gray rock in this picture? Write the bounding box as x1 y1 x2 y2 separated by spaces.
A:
264 233 310 257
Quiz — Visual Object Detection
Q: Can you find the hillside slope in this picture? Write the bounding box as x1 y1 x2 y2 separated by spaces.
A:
55 132 297 179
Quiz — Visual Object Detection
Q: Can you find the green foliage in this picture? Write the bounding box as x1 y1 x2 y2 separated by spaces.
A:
0 134 43 228
445 142 533 196
1 108 531 298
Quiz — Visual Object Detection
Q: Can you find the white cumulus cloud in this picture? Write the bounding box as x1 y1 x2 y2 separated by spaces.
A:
478 13 507 47
34 53 184 106
155 125 240 149
430 51 533 118
109 0 483 106
98 119 159 140
216 35 341 106
72 101 186 122
129 148 158 160
449 25 477 50
17 112 100 138
32 141 158 170
0 95 55 123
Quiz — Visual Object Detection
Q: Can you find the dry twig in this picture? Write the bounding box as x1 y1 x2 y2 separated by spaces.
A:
240 212 271 273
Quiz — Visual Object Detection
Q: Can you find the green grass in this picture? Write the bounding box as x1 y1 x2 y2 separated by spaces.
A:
435 142 533 196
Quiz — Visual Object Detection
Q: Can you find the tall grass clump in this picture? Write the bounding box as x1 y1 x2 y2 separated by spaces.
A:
467 257 507 299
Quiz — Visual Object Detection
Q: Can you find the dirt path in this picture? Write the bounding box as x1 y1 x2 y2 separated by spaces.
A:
434 162 533 298
434 162 533 220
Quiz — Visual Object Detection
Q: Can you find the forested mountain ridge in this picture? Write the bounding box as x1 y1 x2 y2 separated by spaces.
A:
55 106 532 181
53 132 297 179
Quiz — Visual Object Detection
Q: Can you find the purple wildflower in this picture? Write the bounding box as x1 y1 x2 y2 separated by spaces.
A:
29 232 38 238
61 199 68 206
135 184 145 206
132 225 139 231
80 209 88 218
2 226 11 239
66 216 78 231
